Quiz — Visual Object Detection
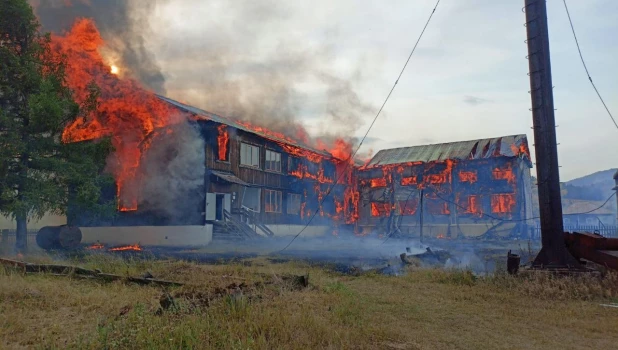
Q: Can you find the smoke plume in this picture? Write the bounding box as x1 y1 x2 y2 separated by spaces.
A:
30 0 166 94
138 121 205 220
31 0 377 149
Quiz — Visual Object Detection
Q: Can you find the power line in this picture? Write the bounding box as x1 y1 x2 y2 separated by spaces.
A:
277 0 442 252
562 0 618 130
432 189 615 223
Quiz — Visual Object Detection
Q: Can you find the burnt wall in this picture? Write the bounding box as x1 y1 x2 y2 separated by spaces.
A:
356 157 532 238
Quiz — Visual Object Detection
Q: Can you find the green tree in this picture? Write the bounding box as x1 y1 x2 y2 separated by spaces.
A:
0 0 114 251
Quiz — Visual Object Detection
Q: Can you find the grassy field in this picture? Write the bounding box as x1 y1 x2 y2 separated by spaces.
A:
1 252 618 350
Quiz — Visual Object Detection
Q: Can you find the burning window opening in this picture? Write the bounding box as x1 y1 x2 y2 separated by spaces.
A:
370 178 387 188
371 202 391 217
463 195 483 216
401 176 418 186
426 200 450 215
398 199 418 215
493 165 516 184
217 125 229 161
491 193 516 214
458 171 478 183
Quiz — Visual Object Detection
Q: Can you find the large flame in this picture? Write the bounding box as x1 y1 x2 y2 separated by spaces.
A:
54 19 359 223
54 19 184 211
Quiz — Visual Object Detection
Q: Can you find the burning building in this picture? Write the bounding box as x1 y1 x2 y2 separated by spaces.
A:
355 135 534 239
70 95 357 243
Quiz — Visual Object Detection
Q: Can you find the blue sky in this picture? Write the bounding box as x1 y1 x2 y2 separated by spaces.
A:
147 0 617 181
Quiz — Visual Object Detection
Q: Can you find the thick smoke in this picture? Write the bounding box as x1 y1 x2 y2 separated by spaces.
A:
30 0 377 149
30 0 166 94
149 0 377 146
138 121 205 220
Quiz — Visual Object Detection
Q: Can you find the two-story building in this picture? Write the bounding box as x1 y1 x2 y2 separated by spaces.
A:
70 96 356 244
355 135 534 239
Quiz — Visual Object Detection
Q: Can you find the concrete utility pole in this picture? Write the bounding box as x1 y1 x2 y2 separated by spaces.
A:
523 0 579 267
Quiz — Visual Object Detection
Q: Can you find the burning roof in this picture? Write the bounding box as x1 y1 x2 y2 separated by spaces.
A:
363 135 531 168
156 95 337 161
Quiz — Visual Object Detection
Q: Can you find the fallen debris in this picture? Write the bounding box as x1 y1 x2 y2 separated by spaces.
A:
0 257 183 287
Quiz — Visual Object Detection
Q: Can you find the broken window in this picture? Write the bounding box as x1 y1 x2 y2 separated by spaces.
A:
287 193 302 215
265 189 282 213
240 143 260 168
458 171 477 183
370 202 391 217
490 194 515 213
265 149 281 172
370 178 387 188
242 187 261 213
401 176 417 186
426 199 450 215
398 199 418 215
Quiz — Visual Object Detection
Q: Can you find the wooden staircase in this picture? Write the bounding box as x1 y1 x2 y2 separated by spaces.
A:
211 209 272 241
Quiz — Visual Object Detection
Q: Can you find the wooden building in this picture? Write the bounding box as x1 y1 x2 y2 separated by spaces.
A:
70 96 356 239
355 135 534 239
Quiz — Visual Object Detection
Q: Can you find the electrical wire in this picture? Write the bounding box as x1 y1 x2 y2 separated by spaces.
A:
277 0 442 252
432 189 615 222
562 0 618 130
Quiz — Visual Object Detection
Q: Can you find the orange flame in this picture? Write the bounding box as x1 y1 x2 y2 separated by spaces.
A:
458 171 477 183
86 242 105 250
54 19 184 211
109 244 143 252
491 194 516 214
492 164 515 184
217 125 229 161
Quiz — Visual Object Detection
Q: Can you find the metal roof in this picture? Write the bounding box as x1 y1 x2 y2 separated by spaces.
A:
156 95 334 159
210 170 253 186
364 134 531 168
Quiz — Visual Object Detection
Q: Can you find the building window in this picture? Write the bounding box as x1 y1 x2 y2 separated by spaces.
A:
427 200 450 215
265 150 282 172
464 195 482 216
240 143 260 168
458 171 477 183
265 189 282 213
401 176 417 186
371 202 391 217
398 199 418 215
287 193 302 215
490 194 516 213
370 178 387 188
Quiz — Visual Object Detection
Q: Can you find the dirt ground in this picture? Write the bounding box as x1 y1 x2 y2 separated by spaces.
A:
1 250 617 350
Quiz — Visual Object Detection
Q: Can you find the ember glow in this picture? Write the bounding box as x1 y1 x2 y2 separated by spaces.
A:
86 242 105 250
109 244 143 252
54 19 183 211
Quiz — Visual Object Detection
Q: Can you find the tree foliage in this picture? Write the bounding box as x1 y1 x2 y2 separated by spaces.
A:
0 0 114 248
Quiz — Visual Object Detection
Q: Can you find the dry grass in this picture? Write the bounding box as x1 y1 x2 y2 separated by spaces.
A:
1 253 618 350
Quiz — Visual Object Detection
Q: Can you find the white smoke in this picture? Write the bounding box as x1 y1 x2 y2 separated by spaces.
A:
138 121 205 220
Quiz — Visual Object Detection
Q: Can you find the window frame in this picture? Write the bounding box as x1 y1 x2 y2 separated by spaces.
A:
265 149 282 173
265 189 283 213
240 142 261 168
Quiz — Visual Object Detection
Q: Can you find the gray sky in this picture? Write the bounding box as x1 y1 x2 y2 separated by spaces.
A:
143 0 617 181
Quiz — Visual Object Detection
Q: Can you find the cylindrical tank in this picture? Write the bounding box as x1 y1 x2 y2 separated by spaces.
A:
36 225 82 250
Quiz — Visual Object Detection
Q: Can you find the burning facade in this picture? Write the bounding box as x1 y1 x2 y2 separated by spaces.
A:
70 95 358 238
355 135 534 239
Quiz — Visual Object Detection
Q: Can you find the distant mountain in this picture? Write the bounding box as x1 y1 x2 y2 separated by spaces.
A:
566 169 617 189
